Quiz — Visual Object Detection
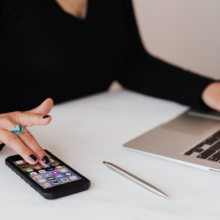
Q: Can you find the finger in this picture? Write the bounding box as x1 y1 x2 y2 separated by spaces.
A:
0 115 51 149
19 132 51 166
15 111 52 127
27 98 54 115
0 129 39 164
0 116 18 130
202 82 220 111
0 112 51 129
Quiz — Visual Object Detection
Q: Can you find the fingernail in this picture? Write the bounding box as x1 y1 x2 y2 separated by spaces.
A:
42 155 50 164
29 154 37 162
43 115 50 119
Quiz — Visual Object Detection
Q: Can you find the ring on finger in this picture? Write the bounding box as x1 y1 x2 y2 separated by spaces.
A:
11 125 30 137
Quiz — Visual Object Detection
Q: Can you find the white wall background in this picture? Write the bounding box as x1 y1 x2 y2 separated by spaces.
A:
133 0 220 79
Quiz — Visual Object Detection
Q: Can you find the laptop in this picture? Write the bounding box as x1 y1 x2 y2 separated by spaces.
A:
123 108 220 175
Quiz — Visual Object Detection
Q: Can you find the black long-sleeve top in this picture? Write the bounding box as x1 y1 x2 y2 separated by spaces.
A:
0 0 214 114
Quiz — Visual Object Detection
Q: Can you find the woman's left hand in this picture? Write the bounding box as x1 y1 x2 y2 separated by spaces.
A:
202 82 220 111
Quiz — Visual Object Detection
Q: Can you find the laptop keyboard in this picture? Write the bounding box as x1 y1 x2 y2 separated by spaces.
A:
184 130 220 162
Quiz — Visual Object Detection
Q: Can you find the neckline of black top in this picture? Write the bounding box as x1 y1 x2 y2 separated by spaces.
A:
52 0 90 22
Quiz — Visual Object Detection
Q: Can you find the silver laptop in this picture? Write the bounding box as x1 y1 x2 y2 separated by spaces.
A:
123 109 220 175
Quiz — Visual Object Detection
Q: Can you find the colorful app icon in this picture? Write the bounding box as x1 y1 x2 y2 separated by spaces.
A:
50 159 54 162
56 175 63 178
16 160 23 164
69 176 77 180
52 180 59 184
51 162 58 166
60 169 67 173
43 165 50 168
47 168 54 171
43 173 51 177
38 179 46 183
61 178 68 182
43 183 51 187
29 172 37 176
51 171 59 175
34 175 42 180
47 177 55 181
26 168 33 172
65 172 72 176
55 166 63 169
34 166 41 170
39 170 46 173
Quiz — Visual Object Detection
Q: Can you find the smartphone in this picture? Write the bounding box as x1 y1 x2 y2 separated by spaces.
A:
5 150 90 199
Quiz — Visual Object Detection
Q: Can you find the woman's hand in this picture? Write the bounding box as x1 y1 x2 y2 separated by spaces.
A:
0 98 53 165
202 82 220 111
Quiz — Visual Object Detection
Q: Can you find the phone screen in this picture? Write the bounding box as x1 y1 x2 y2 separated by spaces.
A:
13 153 82 189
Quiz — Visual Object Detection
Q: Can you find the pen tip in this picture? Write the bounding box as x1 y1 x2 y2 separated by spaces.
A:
103 161 106 164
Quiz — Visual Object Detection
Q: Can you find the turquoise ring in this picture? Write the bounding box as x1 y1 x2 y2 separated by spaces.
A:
11 125 30 136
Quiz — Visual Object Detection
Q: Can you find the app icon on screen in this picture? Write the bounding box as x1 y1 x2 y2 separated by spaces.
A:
60 169 67 173
34 175 42 180
47 177 55 181
51 162 58 166
51 171 59 175
43 183 51 187
34 166 41 170
16 160 23 164
43 165 50 168
47 168 54 171
65 172 72 176
50 159 54 162
38 179 46 183
39 170 46 173
55 166 63 169
61 178 68 182
69 176 77 180
56 175 63 178
52 180 59 184
26 168 33 172
30 172 37 176
43 173 51 177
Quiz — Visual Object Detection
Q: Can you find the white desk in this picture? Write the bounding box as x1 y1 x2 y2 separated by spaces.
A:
0 90 219 220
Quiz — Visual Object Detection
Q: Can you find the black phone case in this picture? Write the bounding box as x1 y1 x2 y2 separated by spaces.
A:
5 150 90 200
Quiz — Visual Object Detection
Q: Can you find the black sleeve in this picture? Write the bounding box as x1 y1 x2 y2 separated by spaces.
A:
116 0 215 109
0 1 4 150
0 143 5 151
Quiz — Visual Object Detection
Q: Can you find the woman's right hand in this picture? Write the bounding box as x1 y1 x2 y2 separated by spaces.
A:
0 98 53 166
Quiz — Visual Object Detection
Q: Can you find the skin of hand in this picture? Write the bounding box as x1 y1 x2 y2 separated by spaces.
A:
55 0 88 19
0 98 54 166
202 82 220 111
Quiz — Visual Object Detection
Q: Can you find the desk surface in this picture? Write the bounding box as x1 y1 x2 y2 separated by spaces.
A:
0 90 219 220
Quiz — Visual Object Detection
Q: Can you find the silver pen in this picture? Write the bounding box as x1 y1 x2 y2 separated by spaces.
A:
103 161 169 199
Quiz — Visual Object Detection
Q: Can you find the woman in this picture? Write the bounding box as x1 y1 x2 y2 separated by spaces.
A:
0 0 220 166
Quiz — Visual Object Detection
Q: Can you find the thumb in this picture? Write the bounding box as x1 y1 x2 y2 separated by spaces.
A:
202 82 220 111
27 98 54 115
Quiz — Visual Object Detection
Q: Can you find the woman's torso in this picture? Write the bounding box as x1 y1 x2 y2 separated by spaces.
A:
0 0 130 112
